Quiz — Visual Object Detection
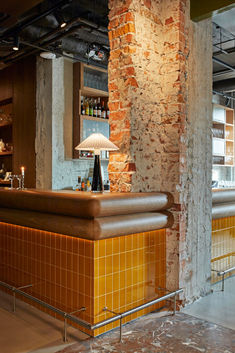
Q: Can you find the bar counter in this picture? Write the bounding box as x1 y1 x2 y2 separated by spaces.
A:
211 188 235 284
0 188 174 336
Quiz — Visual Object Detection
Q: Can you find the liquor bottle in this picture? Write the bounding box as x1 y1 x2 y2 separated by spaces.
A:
81 178 85 191
75 176 82 191
86 179 91 192
93 99 98 117
81 96 85 115
106 103 110 119
89 98 93 116
101 100 106 119
97 97 101 118
85 98 89 116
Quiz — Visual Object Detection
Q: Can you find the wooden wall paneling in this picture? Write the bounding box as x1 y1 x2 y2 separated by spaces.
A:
0 66 13 101
12 56 36 187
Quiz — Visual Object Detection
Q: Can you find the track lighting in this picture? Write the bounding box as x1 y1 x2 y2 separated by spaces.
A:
54 11 67 28
13 36 19 51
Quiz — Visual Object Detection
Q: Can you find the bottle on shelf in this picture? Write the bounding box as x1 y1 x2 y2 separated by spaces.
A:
75 176 82 191
106 103 110 119
85 98 89 116
81 178 85 191
0 163 6 179
97 97 101 118
86 179 91 192
81 96 85 115
101 100 106 119
93 99 98 117
89 98 94 116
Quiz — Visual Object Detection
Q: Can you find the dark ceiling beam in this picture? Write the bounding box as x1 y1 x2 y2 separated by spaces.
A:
213 78 235 92
191 0 235 22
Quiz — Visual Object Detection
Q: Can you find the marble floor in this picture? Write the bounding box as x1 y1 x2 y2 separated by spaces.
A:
0 276 234 353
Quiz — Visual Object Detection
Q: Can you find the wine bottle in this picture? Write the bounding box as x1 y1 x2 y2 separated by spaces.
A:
85 98 89 116
106 103 110 119
81 96 85 115
89 98 93 116
97 97 101 118
101 100 106 119
93 99 98 117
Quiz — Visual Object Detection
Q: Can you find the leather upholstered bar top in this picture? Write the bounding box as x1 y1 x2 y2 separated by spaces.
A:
212 188 235 219
0 188 174 239
0 188 173 218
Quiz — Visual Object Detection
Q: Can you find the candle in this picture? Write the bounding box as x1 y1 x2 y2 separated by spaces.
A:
21 166 25 176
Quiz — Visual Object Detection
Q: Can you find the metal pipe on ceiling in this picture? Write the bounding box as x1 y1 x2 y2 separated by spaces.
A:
213 90 235 101
213 57 235 72
0 0 71 40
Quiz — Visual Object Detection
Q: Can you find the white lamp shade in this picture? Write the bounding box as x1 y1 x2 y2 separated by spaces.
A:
75 133 119 151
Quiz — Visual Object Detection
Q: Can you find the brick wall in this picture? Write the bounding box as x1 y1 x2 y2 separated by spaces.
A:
108 0 212 302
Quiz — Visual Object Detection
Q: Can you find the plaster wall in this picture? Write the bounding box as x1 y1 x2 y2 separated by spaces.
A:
36 57 108 190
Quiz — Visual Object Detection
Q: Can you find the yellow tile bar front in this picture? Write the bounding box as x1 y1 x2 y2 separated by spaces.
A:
0 222 166 336
211 217 235 283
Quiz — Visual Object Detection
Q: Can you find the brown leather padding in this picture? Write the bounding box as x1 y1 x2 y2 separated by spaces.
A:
0 189 173 218
212 189 235 205
0 208 173 239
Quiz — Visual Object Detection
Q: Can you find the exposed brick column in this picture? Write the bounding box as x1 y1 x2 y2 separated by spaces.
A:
108 0 212 303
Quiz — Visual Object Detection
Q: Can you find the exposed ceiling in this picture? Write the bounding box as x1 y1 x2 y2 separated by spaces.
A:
0 0 109 70
212 7 235 99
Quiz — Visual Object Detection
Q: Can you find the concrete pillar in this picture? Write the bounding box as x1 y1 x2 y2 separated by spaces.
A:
108 0 212 303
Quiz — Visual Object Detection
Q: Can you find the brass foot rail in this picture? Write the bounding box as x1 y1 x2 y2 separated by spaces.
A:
0 280 183 342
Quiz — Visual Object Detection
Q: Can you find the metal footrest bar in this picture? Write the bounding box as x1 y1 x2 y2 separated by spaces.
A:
96 289 183 341
215 266 235 291
0 279 183 342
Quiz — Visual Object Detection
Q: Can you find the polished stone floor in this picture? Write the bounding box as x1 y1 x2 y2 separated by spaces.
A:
58 312 235 353
0 276 234 353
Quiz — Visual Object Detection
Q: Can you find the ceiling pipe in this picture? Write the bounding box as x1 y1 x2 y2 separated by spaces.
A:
0 15 85 62
19 39 107 69
1 18 109 64
213 90 235 101
213 56 235 72
0 0 71 40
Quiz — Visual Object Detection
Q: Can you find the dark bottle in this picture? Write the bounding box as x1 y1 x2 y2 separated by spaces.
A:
93 99 98 117
76 176 82 191
101 100 106 119
97 98 101 118
89 98 93 116
106 103 110 119
81 96 85 115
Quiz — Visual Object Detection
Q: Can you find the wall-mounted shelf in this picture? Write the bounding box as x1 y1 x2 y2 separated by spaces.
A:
73 62 109 159
0 151 13 156
212 104 234 166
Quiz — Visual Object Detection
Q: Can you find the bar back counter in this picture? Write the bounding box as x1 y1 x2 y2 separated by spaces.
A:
0 189 174 336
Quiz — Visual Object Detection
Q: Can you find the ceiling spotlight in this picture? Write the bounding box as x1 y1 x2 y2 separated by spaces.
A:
54 11 67 28
13 36 19 51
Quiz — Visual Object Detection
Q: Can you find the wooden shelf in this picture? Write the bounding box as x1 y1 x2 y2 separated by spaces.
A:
0 121 12 128
81 87 108 98
0 151 13 156
213 104 234 166
80 114 109 123
0 180 11 185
